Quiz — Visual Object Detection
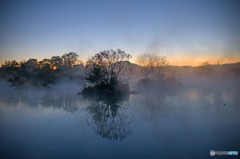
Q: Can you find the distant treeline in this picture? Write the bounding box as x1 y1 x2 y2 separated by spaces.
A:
1 49 239 90
0 52 84 87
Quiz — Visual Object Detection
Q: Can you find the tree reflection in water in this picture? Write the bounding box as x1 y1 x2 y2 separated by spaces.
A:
86 98 131 141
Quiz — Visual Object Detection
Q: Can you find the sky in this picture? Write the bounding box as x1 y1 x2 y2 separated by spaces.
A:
0 0 240 66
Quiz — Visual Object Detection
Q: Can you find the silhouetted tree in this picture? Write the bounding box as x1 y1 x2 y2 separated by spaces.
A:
61 52 79 67
85 49 132 85
137 54 168 79
36 59 55 86
1 60 20 68
38 58 51 68
0 60 21 86
85 64 104 85
1 60 20 75
2 59 39 86
20 59 38 82
50 56 63 69
81 49 132 98
1 58 58 87
22 59 38 72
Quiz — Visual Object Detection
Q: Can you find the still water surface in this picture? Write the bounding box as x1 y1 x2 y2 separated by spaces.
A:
0 84 239 159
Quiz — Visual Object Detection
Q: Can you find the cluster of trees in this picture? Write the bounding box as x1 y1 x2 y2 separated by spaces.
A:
137 54 168 79
0 49 173 97
135 54 181 95
0 52 80 87
81 50 177 100
81 49 132 99
85 49 131 85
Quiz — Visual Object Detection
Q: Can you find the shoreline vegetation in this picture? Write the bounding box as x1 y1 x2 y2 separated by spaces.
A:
1 49 240 100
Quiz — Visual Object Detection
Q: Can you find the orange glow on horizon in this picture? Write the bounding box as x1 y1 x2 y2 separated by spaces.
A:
131 55 240 66
1 54 240 67
167 57 240 66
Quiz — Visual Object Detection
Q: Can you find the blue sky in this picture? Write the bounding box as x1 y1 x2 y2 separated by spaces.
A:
0 0 240 65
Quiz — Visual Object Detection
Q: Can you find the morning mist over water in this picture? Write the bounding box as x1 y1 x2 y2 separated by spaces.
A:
0 0 240 159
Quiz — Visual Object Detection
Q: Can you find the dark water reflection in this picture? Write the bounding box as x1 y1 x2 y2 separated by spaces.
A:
0 84 240 159
87 99 131 141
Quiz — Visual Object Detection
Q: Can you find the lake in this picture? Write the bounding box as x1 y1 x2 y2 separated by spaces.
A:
0 80 239 159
